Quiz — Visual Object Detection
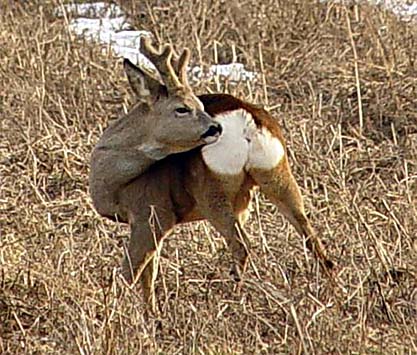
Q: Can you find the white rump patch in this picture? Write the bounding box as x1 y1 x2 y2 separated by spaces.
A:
246 127 285 170
202 109 285 175
202 110 252 175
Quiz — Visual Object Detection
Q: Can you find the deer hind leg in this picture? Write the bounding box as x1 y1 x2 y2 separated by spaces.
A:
233 179 255 226
232 183 255 253
252 168 334 270
193 186 249 281
122 208 175 309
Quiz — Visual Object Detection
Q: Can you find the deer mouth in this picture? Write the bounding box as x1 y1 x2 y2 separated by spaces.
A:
201 124 223 144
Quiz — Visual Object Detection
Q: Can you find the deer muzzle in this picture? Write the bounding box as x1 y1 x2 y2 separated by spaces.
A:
201 123 223 144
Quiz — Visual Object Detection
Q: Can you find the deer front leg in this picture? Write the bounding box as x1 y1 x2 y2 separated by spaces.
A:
122 209 175 310
122 222 157 308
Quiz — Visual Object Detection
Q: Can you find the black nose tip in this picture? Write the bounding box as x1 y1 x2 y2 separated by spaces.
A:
201 124 222 139
213 123 222 135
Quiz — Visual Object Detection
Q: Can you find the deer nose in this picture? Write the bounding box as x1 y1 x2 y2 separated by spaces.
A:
201 123 222 139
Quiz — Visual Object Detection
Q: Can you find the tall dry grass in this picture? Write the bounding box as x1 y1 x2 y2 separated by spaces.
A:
1 0 416 353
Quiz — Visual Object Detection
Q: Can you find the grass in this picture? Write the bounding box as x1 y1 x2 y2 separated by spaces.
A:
1 0 416 353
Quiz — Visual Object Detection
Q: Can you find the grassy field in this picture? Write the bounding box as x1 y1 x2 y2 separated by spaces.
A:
1 0 416 353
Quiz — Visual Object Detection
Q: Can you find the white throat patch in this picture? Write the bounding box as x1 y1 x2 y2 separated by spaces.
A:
137 141 167 161
201 109 285 175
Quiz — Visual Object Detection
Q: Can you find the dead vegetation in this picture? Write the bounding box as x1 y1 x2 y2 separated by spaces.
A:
1 0 416 353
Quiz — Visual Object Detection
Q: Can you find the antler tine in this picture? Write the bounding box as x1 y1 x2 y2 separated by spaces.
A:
139 36 161 62
176 48 191 87
140 37 182 91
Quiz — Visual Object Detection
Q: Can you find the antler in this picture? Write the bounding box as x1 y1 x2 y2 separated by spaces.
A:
140 37 188 92
174 48 191 88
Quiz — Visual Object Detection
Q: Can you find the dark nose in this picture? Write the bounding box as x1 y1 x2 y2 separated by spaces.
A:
201 123 222 138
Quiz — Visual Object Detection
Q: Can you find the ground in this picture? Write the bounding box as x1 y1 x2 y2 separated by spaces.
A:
1 1 416 354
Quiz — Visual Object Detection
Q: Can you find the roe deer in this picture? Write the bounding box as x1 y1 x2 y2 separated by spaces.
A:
89 38 222 221
89 40 334 309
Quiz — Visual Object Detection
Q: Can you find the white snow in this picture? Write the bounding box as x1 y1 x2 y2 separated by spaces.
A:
209 63 257 82
191 63 257 82
321 0 417 20
374 0 417 20
57 1 416 83
57 2 257 83
55 2 124 17
69 17 153 68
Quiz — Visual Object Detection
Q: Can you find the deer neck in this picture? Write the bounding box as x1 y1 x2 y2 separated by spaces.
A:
90 104 172 206
96 104 169 162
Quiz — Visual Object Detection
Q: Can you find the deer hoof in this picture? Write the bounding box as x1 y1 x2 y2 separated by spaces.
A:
322 258 336 271
230 265 243 282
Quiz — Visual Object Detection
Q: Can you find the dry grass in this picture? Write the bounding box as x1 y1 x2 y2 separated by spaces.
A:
1 0 416 353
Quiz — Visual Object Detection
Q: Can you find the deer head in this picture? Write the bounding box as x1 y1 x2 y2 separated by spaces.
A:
122 38 222 156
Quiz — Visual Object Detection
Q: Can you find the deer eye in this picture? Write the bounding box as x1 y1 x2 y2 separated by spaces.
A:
175 107 192 115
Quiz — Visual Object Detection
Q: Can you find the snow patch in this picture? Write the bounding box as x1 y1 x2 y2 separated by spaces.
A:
55 2 124 17
321 0 417 21
374 0 417 20
192 63 257 83
56 2 257 83
69 17 153 68
57 1 415 84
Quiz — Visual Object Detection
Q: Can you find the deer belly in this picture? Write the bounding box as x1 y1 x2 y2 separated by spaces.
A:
201 109 285 175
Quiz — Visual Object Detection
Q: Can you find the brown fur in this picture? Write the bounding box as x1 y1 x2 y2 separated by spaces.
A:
94 88 334 308
89 41 222 220
90 42 333 310
89 42 223 310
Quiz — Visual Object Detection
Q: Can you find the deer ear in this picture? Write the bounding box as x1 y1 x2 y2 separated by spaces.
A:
123 59 167 102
